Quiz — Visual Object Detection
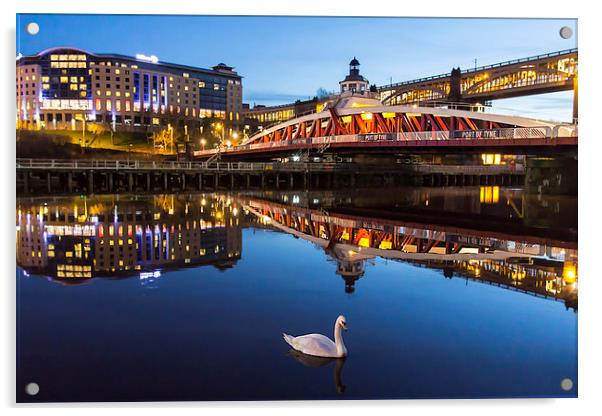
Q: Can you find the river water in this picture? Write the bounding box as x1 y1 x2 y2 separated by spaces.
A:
16 186 577 402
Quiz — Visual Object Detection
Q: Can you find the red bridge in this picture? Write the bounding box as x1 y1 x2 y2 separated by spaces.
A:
195 97 577 159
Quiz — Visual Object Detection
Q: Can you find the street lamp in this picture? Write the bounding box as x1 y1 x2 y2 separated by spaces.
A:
200 138 207 150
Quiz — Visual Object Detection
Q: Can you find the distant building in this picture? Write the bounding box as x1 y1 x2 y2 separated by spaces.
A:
339 57 370 96
16 47 243 137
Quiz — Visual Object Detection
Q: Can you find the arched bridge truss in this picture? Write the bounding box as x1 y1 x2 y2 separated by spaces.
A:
379 49 577 105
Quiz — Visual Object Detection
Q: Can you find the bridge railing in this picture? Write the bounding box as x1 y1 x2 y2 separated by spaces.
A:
208 126 570 155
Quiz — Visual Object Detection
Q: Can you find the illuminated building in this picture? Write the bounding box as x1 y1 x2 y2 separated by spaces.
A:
16 47 243 136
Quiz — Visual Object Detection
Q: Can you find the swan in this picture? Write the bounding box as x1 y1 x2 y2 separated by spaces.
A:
283 315 348 358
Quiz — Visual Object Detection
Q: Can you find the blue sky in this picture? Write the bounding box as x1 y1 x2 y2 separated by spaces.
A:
17 14 577 121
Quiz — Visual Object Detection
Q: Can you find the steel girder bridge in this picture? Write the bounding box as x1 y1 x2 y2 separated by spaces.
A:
378 49 578 110
195 102 577 159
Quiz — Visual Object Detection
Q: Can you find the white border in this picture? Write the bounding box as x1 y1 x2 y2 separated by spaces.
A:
3 1 600 415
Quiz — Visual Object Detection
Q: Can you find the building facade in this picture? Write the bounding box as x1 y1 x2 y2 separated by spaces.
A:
16 47 243 137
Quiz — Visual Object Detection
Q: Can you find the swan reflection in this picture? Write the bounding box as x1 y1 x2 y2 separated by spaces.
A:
287 349 347 393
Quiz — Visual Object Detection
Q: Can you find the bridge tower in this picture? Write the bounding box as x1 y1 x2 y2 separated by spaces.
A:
448 67 462 103
340 57 370 96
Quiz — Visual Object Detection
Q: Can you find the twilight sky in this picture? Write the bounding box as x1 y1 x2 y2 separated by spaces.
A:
17 14 577 121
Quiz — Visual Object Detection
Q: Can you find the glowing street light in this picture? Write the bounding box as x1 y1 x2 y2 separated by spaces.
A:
200 138 207 150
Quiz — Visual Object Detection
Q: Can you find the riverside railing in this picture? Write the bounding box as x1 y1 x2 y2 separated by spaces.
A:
15 159 344 173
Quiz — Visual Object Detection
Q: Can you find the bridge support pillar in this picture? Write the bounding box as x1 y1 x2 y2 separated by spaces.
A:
108 173 114 192
573 74 578 123
163 173 168 191
276 173 280 189
67 172 73 193
47 172 52 193
146 173 151 191
246 174 251 189
289 173 294 188
230 174 235 189
128 173 134 192
181 173 186 190
214 174 219 189
350 174 356 188
261 174 265 188
23 172 29 193
198 173 203 190
525 156 577 195
88 171 94 193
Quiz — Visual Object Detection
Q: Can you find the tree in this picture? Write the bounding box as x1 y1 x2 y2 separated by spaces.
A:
316 87 330 99
369 84 378 93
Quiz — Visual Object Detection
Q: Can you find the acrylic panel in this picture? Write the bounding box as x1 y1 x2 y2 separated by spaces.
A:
16 14 578 402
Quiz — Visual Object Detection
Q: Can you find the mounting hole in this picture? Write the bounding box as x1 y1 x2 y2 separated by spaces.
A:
26 22 39 35
25 382 39 396
559 26 573 39
560 378 573 391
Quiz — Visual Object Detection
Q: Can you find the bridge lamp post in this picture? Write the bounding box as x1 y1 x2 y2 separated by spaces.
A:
200 138 207 151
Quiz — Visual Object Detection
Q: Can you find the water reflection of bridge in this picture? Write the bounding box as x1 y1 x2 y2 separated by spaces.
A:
16 192 577 310
239 193 577 308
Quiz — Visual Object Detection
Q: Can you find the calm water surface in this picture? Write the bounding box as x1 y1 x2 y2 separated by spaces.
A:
16 187 577 401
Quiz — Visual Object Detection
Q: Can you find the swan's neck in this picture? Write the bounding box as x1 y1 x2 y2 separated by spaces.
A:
334 323 347 357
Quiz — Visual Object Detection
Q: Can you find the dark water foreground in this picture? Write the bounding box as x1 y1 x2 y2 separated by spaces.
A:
16 186 577 402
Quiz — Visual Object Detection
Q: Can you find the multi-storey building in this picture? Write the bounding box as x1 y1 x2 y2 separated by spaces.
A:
16 47 243 137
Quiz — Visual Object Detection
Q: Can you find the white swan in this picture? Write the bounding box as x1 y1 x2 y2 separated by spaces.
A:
283 315 348 358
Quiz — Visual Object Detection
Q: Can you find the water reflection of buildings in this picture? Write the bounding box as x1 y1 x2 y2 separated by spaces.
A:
16 190 578 310
240 192 577 309
16 194 242 282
